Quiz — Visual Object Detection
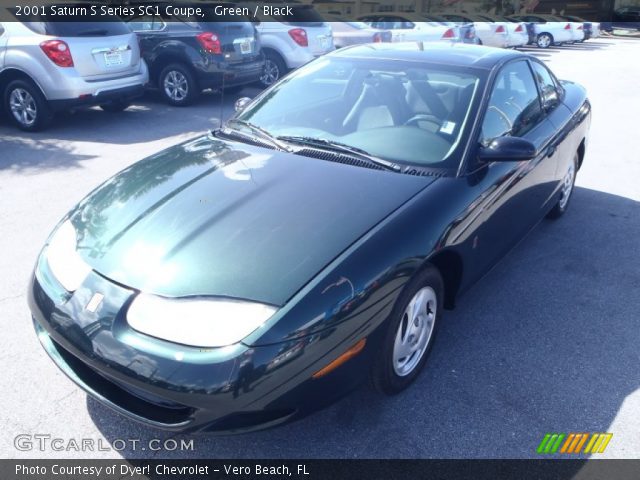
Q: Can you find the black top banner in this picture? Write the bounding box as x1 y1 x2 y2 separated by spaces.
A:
0 0 633 23
4 459 640 480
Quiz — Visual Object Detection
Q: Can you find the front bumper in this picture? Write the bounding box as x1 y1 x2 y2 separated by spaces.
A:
28 256 368 433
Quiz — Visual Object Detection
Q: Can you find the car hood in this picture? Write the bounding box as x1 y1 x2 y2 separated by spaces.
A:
68 135 433 306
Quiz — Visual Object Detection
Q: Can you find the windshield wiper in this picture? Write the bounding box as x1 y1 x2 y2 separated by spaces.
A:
277 136 400 172
223 119 292 152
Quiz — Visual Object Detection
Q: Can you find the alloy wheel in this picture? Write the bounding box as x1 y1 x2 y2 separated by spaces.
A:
163 70 188 102
538 34 552 48
392 286 437 377
558 161 576 210
9 88 37 127
260 59 280 86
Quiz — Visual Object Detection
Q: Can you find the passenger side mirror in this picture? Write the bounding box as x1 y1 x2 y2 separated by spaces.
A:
234 97 252 113
478 136 537 162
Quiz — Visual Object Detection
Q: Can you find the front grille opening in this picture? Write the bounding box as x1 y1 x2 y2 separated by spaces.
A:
51 339 194 426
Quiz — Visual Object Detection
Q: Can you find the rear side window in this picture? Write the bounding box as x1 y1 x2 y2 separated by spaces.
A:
481 60 543 144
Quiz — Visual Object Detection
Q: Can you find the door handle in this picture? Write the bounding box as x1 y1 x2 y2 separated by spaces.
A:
546 145 557 157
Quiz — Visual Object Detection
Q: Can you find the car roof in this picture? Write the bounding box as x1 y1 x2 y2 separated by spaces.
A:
331 42 525 70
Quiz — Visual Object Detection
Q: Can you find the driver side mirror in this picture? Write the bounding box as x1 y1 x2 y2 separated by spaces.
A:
234 97 252 113
478 136 537 162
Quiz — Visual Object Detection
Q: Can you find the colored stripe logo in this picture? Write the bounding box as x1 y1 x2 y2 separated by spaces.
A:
537 433 612 454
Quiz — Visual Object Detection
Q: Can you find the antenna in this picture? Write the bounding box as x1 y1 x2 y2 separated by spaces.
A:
219 71 225 131
218 23 232 131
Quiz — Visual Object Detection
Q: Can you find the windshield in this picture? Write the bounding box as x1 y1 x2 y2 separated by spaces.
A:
233 56 481 170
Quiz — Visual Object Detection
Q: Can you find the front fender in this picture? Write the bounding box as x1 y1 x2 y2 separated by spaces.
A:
244 177 465 348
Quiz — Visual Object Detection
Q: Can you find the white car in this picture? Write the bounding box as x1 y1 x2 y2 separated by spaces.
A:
248 3 334 87
326 21 393 48
439 13 510 48
357 13 460 43
473 14 530 47
509 15 574 48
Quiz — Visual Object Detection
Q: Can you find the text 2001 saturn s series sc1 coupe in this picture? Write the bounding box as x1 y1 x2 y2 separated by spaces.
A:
29 43 591 433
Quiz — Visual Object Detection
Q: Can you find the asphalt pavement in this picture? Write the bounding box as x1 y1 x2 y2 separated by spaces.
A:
1 38 639 459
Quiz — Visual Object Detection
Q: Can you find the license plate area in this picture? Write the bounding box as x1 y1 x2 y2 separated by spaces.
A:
239 39 252 54
319 35 330 50
104 51 123 67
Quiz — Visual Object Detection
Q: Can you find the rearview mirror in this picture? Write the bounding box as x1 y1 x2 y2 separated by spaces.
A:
478 136 537 162
234 97 252 113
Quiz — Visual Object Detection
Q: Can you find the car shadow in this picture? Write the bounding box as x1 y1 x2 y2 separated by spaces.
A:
88 186 640 459
0 87 258 150
0 86 263 171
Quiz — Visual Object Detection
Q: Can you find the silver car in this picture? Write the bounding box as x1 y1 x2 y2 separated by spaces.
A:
0 14 148 131
327 20 392 48
249 3 334 87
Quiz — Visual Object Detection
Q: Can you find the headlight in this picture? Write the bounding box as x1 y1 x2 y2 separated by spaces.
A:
126 294 277 347
46 220 91 292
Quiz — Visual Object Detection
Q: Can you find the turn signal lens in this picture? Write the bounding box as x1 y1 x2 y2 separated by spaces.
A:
441 28 455 39
565 23 572 30
197 32 222 54
288 28 308 47
40 40 74 67
495 25 506 33
312 339 367 379
515 24 524 32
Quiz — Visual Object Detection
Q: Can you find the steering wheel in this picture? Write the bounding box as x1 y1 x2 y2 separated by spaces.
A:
404 114 442 132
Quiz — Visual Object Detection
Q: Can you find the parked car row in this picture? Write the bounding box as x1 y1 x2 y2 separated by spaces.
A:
357 11 600 49
0 2 602 132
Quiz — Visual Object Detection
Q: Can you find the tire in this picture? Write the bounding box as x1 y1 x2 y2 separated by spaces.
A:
537 32 554 48
99 100 131 112
259 51 286 88
3 79 52 131
547 152 578 219
158 63 199 106
371 265 444 395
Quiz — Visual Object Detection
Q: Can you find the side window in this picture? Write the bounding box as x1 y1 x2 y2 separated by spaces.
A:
530 61 560 111
129 15 165 32
0 23 5 36
480 60 543 145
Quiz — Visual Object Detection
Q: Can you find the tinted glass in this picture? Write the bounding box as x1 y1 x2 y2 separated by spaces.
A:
481 60 542 144
530 61 560 109
235 56 481 169
278 6 325 26
16 9 130 37
128 16 165 32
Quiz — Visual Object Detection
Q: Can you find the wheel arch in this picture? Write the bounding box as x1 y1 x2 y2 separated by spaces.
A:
577 138 586 170
422 249 464 310
261 47 286 65
0 67 47 100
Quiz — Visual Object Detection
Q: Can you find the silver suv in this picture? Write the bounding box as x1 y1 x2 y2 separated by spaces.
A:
243 3 334 87
0 14 148 131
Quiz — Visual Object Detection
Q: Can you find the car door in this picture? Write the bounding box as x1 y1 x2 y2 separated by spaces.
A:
455 59 560 278
529 59 574 185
